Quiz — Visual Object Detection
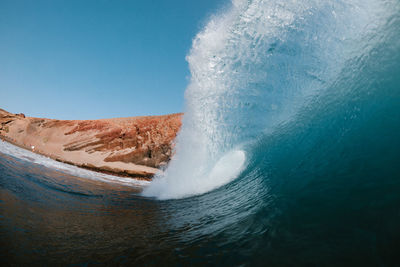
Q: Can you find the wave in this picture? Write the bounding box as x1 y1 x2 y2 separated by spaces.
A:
143 0 399 199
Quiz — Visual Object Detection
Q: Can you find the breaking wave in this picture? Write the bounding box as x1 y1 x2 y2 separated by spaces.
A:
143 0 399 199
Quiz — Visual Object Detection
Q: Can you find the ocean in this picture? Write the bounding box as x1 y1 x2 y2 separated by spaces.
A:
1 0 400 265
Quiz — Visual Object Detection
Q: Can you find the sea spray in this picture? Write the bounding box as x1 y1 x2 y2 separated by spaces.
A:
143 0 390 199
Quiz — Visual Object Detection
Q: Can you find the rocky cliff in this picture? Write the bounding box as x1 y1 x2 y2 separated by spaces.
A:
0 108 182 180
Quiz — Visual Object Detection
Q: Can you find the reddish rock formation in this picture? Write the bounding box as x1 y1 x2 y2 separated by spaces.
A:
0 108 182 180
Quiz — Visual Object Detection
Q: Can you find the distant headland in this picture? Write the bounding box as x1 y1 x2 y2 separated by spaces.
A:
0 108 182 180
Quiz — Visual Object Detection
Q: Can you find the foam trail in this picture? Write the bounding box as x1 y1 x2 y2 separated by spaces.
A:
143 0 389 199
0 140 149 187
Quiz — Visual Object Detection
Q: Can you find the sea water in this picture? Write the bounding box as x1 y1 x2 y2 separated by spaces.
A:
1 0 400 265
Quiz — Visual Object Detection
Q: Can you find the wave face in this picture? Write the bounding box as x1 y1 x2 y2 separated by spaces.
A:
143 0 399 199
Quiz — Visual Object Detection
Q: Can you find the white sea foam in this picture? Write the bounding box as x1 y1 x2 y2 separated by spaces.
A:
143 150 246 200
0 140 149 187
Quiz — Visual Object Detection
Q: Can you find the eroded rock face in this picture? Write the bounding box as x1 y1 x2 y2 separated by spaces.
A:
63 114 182 168
0 108 182 179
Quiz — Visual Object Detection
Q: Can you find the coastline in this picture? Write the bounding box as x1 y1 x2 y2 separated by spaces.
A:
1 135 153 180
0 108 182 181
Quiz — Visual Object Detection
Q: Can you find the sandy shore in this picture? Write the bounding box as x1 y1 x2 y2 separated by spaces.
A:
0 108 182 180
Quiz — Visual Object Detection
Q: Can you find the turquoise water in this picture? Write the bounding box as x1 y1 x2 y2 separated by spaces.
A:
1 0 400 265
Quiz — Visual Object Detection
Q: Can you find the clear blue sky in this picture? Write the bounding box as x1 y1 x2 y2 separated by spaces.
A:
0 0 227 119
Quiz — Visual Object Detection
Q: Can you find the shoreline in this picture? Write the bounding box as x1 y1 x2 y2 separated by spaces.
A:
0 108 182 181
1 136 153 181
